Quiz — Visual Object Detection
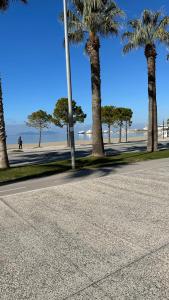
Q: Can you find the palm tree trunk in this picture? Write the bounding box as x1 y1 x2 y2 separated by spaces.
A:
86 34 104 157
108 124 111 144
39 127 42 147
119 122 122 143
153 96 158 150
66 124 70 147
125 121 128 143
0 80 9 169
145 44 158 152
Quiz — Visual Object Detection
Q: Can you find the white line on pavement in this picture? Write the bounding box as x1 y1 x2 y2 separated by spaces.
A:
0 187 26 193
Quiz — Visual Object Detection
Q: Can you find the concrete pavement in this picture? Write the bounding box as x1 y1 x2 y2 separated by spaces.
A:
7 140 148 166
1 158 169 299
7 140 169 167
1 156 169 197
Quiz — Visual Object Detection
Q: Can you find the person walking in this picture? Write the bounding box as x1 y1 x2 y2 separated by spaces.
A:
18 136 23 149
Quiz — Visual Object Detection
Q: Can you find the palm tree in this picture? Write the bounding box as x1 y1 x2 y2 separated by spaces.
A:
123 10 169 152
0 80 9 169
64 0 123 157
0 0 27 169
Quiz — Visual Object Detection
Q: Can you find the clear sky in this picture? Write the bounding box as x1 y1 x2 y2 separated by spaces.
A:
0 0 169 127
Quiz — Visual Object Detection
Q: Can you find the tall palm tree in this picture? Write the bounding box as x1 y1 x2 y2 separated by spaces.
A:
123 10 169 152
64 0 123 157
0 0 27 169
0 80 9 168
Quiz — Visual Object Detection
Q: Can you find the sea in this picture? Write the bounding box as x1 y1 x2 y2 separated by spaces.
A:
6 123 146 145
6 130 145 145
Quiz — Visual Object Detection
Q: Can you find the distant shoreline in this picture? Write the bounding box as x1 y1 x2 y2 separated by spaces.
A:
6 130 146 146
7 136 147 150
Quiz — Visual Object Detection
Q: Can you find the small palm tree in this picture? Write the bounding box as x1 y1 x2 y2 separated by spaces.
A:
0 0 27 169
63 0 123 157
123 10 169 152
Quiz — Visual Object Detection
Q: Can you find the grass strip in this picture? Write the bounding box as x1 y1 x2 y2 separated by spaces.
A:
1 149 169 185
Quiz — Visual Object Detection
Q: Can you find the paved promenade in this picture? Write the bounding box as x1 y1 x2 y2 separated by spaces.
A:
1 158 169 299
8 139 169 167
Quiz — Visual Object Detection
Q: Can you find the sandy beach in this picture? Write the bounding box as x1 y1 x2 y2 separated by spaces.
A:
7 135 148 151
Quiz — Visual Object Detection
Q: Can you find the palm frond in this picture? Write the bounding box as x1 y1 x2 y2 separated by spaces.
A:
129 19 141 29
156 30 169 45
0 0 27 10
142 9 152 25
157 16 169 29
152 11 162 27
85 0 124 36
123 42 138 54
61 0 124 44
122 31 134 41
67 9 84 31
71 0 84 15
123 9 169 54
68 30 84 44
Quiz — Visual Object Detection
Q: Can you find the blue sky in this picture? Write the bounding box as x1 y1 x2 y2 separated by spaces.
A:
0 0 169 127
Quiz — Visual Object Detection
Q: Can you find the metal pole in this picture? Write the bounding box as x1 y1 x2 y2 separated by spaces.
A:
63 0 75 169
163 120 165 140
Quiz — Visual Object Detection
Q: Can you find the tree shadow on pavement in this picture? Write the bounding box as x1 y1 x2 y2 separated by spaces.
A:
65 157 132 181
9 140 149 167
1 157 130 187
9 149 92 166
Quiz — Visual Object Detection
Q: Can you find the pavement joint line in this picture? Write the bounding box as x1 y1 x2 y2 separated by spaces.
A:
41 190 147 255
90 219 148 254
2 158 169 297
49 183 160 254
0 196 125 300
58 181 166 254
0 197 37 231
62 238 169 300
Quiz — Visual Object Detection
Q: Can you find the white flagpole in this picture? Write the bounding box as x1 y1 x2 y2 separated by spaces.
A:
63 0 75 169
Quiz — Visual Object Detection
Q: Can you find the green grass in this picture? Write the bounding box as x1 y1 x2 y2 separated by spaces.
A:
1 149 169 185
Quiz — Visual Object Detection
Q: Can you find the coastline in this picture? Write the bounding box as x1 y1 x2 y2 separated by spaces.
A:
7 135 147 151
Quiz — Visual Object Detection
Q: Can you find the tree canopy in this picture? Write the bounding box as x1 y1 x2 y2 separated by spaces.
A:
26 110 52 147
52 98 86 128
101 105 117 143
101 106 116 126
122 10 169 54
121 108 133 125
112 107 133 143
26 110 52 130
63 0 124 47
115 107 133 126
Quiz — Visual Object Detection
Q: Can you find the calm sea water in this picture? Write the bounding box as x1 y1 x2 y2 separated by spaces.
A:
7 132 145 145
